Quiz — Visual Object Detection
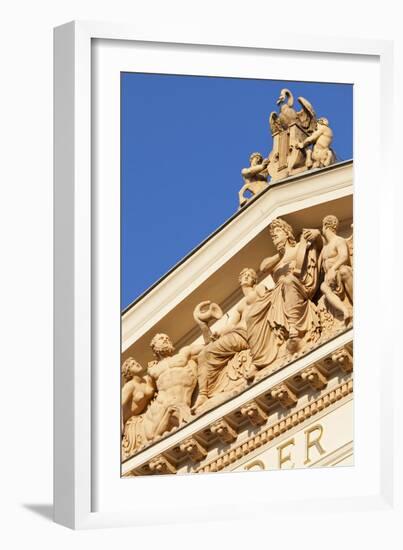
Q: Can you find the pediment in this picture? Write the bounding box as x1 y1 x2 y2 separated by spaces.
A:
121 161 353 475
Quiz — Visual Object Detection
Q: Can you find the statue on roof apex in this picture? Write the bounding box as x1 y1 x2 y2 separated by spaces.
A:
263 88 336 183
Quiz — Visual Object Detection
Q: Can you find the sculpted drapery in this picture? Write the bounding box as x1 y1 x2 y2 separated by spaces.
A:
246 219 322 370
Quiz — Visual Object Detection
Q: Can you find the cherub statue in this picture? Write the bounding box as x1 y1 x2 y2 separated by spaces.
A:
297 117 335 169
238 152 269 207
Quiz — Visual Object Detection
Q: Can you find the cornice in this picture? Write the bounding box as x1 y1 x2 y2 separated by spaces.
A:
196 378 353 474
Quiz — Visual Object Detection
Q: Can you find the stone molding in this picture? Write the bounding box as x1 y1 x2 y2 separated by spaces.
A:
123 337 353 476
196 379 353 474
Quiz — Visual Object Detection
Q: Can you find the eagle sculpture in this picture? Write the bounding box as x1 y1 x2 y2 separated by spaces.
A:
269 88 317 135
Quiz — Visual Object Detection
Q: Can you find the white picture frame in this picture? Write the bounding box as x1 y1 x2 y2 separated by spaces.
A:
54 21 398 530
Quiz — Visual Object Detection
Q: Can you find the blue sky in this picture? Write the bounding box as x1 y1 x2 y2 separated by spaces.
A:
121 73 353 310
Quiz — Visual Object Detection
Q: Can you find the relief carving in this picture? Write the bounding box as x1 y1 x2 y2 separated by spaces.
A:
122 333 203 460
301 366 328 391
148 455 176 475
240 401 268 426
179 437 207 462
317 215 353 336
192 268 267 412
122 217 353 462
331 348 353 373
210 419 238 444
271 384 298 408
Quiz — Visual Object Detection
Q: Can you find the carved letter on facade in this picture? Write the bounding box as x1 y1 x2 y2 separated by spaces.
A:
278 438 295 469
304 424 326 464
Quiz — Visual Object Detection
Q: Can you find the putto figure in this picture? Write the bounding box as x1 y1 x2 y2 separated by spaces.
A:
238 152 269 207
122 333 204 460
245 218 322 366
297 117 335 169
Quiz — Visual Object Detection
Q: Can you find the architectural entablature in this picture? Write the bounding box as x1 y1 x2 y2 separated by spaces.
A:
122 330 353 476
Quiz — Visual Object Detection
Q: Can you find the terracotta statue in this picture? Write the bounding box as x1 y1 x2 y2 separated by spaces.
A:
122 333 204 460
245 218 322 366
319 215 353 325
238 152 269 207
297 117 335 168
193 268 267 410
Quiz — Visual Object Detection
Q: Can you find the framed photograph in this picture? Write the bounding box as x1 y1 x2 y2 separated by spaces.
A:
54 21 396 530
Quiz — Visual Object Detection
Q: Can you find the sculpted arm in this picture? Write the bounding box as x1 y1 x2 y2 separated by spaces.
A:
301 128 322 147
260 253 281 274
302 228 322 246
242 159 269 178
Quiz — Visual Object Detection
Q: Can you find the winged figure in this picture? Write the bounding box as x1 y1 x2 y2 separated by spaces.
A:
269 88 317 134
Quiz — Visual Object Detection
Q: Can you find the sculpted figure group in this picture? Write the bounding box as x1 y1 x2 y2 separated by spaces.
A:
122 216 353 460
238 88 336 207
